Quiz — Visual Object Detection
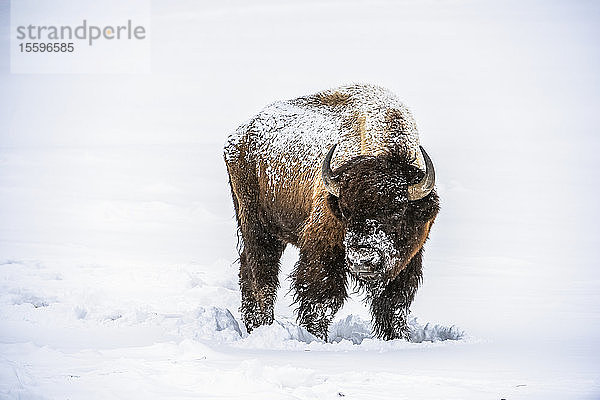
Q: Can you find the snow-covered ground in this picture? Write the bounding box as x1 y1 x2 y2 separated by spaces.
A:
1 1 599 399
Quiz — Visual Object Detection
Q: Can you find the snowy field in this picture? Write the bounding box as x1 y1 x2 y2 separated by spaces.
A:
1 0 599 399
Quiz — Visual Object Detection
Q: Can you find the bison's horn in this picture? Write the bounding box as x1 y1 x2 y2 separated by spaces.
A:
322 144 341 197
408 146 436 201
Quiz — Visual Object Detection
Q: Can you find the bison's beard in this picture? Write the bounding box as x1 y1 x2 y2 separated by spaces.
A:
343 220 402 284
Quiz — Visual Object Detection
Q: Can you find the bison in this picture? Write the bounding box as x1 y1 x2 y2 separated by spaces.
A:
224 84 439 340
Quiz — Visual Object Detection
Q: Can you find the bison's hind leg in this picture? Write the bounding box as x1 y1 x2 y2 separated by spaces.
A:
239 231 285 332
226 155 285 333
225 147 285 332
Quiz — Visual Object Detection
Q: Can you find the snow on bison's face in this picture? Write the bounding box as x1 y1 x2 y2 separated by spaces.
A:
322 145 439 283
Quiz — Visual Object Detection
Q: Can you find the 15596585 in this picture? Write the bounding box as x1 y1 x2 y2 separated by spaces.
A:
19 42 74 52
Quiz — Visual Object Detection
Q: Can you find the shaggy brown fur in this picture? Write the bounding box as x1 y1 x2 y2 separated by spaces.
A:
385 108 416 136
317 91 351 108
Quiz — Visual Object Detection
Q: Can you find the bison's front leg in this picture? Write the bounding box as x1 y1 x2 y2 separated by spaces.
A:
292 242 348 340
368 250 423 340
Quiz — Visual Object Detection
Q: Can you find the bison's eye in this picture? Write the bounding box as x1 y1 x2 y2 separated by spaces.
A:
340 206 352 220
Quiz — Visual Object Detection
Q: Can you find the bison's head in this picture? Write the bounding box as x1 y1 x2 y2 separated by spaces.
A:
322 144 439 283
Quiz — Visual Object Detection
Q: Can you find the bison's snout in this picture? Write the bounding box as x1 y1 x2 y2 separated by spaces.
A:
346 246 382 278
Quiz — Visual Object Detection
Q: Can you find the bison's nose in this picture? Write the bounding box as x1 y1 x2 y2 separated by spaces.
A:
347 246 381 271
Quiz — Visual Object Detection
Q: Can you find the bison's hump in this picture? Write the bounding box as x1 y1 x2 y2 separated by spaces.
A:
224 84 423 171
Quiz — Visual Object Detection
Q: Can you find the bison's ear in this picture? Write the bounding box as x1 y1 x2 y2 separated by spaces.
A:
326 194 344 221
